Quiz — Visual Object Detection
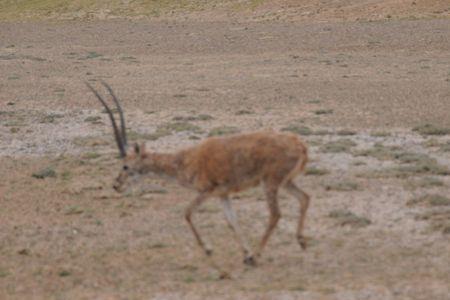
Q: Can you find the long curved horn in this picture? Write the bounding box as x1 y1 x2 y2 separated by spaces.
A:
100 80 127 148
85 82 126 157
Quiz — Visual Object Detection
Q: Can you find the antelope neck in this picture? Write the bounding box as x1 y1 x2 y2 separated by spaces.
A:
143 152 179 178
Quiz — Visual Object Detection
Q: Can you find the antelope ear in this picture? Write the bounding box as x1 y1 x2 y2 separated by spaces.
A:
134 143 140 154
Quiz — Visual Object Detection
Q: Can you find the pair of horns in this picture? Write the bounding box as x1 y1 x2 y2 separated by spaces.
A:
85 81 128 157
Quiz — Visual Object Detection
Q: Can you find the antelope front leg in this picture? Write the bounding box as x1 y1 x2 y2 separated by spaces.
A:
285 181 310 249
220 197 255 266
185 193 229 278
254 186 281 259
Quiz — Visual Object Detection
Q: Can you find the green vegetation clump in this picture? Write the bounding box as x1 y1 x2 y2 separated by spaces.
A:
415 209 450 235
354 143 402 160
61 171 72 181
413 124 450 136
395 152 430 164
72 136 109 147
0 269 10 278
429 196 450 206
281 125 313 136
324 181 359 191
208 126 240 137
412 177 444 188
305 167 329 176
313 130 331 135
336 129 356 136
80 51 103 60
422 138 440 148
64 206 84 215
59 270 71 277
391 159 450 177
356 142 450 176
328 209 371 228
102 107 119 114
40 113 64 124
439 142 450 152
281 124 331 136
172 114 213 121
320 139 356 153
358 157 450 178
0 111 15 117
82 152 101 160
157 122 202 134
129 122 202 141
84 116 102 123
356 143 437 166
314 109 333 115
407 194 450 207
149 243 168 249
371 131 391 137
32 167 56 179
127 130 167 141
235 109 254 115
443 225 450 235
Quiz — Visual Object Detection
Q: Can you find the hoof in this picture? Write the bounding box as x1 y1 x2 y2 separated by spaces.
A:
297 236 307 250
243 256 257 266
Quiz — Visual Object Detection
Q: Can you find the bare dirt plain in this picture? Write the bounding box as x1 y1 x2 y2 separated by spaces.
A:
1 7 450 300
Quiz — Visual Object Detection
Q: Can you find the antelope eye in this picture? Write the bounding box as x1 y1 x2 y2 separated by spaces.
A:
123 165 129 171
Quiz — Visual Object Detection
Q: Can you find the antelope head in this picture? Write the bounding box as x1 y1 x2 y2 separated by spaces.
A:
86 81 147 193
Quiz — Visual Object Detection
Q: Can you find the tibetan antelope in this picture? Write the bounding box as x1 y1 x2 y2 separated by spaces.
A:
86 81 310 277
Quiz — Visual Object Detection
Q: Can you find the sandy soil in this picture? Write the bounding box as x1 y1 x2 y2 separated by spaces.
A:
1 13 450 300
1 0 449 22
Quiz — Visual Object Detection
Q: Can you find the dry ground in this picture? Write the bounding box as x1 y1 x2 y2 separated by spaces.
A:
1 6 450 300
0 0 449 22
